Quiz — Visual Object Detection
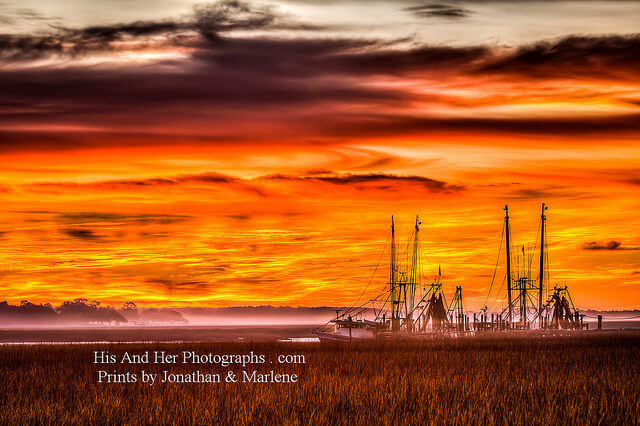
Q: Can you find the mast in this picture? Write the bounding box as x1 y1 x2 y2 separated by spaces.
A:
390 216 397 324
539 203 547 327
521 247 526 326
407 215 420 330
504 205 512 323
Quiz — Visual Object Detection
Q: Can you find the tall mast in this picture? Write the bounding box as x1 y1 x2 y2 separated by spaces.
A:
407 215 420 324
504 205 512 323
539 203 547 326
390 216 397 321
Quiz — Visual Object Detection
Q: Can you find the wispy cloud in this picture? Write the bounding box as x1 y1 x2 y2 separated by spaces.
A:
0 0 321 61
262 172 465 193
57 212 193 225
582 241 639 251
404 3 471 19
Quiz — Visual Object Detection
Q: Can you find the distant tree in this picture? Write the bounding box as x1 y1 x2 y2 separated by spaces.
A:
57 299 94 319
0 300 56 322
122 301 137 310
139 308 188 324
57 299 126 324
95 307 126 324
119 301 140 322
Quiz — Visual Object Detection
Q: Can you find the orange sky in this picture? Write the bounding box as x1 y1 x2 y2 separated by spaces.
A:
0 0 639 310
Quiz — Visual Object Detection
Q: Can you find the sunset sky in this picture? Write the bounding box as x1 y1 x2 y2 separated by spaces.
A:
0 0 639 310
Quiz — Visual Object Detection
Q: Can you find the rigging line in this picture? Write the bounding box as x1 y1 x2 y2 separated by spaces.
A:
350 300 374 319
483 221 505 308
340 229 390 318
416 234 437 278
374 292 392 320
530 220 541 272
488 274 507 312
403 230 414 269
545 224 550 300
421 245 438 278
355 300 379 318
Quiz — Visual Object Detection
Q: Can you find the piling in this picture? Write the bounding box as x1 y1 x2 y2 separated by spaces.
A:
597 315 602 330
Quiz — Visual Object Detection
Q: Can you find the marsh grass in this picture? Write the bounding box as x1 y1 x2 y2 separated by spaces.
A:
1 333 639 424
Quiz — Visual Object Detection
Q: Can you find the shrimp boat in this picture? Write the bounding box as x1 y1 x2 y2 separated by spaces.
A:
314 216 466 342
315 204 588 341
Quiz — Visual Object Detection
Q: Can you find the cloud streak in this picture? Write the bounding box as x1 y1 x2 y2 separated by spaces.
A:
263 173 465 193
0 0 321 61
582 241 640 251
17 171 464 196
56 212 193 225
404 3 471 19
61 228 102 241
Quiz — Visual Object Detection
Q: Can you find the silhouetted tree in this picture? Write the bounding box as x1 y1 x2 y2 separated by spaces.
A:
0 300 57 323
118 301 141 322
57 299 125 324
140 308 188 324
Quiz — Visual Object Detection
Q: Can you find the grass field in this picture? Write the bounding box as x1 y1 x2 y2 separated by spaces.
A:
1 332 639 424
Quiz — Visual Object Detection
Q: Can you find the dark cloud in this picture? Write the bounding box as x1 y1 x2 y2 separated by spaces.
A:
321 113 640 140
263 172 465 193
23 173 267 196
139 231 169 239
619 98 640 107
54 0 315 48
63 21 181 44
179 173 266 197
476 182 520 188
60 228 102 240
0 0 321 61
582 241 640 251
56 212 192 225
145 278 210 292
325 44 488 76
404 4 471 18
179 173 236 184
304 169 333 176
103 178 178 187
34 170 463 196
225 214 253 221
505 186 591 200
192 0 321 33
481 35 640 81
